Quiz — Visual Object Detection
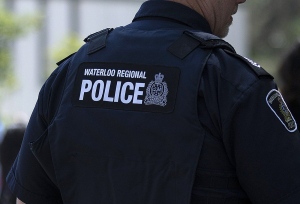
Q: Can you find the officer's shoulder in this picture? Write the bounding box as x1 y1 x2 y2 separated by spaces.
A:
56 28 112 66
56 52 77 66
217 49 274 79
48 52 77 84
182 31 273 79
47 51 77 88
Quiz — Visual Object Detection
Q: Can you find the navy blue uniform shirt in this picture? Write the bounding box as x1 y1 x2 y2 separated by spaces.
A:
7 1 300 203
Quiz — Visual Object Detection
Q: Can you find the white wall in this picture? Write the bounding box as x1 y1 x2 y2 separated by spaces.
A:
1 0 248 124
1 1 40 125
225 5 249 57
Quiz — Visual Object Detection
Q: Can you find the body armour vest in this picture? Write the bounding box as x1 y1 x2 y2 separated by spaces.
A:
30 28 235 204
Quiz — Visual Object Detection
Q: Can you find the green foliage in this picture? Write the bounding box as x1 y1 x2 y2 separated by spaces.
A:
48 34 83 76
248 0 300 75
0 6 41 89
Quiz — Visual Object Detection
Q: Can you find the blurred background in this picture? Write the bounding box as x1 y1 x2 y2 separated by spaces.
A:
0 0 300 200
0 0 300 128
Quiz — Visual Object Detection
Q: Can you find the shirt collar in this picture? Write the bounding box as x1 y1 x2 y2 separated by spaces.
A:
132 0 212 33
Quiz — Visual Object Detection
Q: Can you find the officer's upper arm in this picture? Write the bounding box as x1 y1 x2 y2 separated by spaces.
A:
212 50 300 202
223 80 300 203
5 58 71 203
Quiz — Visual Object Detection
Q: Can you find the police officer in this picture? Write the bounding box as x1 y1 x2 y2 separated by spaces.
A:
7 0 300 203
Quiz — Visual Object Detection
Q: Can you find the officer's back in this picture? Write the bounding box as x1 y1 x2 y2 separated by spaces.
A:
7 0 300 204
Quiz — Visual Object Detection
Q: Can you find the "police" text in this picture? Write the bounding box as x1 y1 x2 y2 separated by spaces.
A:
79 80 145 104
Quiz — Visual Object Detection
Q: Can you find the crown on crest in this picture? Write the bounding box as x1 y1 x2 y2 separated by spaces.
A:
155 73 164 82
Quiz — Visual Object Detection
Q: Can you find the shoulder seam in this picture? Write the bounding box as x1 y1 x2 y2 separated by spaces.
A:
222 79 260 126
224 50 273 79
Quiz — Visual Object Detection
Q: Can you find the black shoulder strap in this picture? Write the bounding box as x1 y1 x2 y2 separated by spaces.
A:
56 52 76 66
56 28 113 66
84 28 113 55
168 31 273 78
168 31 235 59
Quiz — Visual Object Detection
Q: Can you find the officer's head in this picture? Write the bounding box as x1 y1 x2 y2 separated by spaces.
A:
167 0 247 38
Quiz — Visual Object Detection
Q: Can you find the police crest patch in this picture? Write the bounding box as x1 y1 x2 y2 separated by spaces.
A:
266 89 297 132
72 62 180 113
144 73 168 107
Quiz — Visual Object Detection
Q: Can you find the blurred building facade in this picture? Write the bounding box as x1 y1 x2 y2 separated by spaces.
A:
1 0 249 123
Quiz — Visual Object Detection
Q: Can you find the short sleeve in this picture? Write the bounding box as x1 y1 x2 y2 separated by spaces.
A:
7 103 62 203
6 63 69 204
223 78 300 203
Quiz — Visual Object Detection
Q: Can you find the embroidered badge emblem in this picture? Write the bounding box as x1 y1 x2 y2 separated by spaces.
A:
144 73 168 107
266 89 297 132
